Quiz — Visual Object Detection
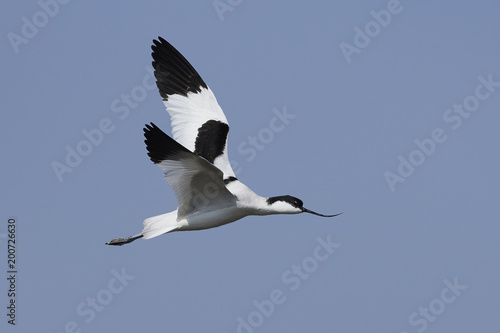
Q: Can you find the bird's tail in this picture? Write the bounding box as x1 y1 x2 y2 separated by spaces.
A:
141 211 180 240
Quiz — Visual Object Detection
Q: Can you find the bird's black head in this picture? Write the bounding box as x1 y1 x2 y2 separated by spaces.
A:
266 195 340 217
267 195 303 209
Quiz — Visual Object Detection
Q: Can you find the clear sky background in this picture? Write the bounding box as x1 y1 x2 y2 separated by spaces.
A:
1 1 499 332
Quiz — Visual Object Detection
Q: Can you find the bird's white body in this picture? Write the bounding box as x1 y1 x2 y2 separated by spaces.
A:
106 37 339 246
142 181 284 238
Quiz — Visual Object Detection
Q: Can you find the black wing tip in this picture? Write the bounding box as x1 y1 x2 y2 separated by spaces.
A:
150 36 208 99
143 122 157 132
151 36 169 54
152 36 166 44
143 122 165 164
143 122 190 164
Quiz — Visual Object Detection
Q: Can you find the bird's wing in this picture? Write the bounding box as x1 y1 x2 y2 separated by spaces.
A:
151 37 235 178
144 123 236 218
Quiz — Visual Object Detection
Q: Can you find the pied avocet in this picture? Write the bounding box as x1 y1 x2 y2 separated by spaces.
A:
106 37 340 246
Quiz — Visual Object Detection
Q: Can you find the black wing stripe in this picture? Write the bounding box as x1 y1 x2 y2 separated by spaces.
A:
223 176 238 185
194 120 229 164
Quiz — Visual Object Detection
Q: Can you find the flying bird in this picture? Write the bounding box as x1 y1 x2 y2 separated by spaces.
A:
106 37 340 246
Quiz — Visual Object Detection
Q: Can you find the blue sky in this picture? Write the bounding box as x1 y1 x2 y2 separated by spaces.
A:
1 1 499 332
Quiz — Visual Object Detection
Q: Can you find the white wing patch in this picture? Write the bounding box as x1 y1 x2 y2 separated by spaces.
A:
165 88 227 151
156 150 236 218
163 88 235 178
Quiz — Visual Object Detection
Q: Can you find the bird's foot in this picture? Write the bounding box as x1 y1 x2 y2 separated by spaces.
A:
106 234 143 246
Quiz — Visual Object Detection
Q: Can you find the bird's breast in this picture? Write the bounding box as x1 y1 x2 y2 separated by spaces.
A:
179 206 250 231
